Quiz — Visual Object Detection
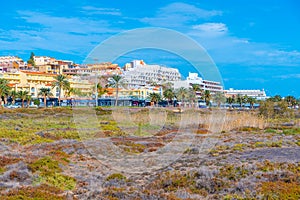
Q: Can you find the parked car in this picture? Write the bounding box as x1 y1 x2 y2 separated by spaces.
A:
28 104 38 108
5 104 21 108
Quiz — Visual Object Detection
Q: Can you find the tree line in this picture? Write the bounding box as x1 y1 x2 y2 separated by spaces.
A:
1 73 299 109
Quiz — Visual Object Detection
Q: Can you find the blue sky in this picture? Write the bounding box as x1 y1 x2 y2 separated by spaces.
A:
1 0 300 97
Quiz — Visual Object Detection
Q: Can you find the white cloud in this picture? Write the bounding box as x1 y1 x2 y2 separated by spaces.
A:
187 23 300 66
18 11 115 34
193 23 228 35
273 74 300 79
81 6 121 16
1 11 123 57
160 2 222 18
140 2 222 27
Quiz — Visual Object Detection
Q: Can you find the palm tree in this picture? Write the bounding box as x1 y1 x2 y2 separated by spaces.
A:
285 95 297 108
236 94 243 108
52 75 70 106
226 97 235 108
187 88 197 107
213 92 226 107
26 95 32 108
148 92 161 106
10 90 18 105
243 95 249 106
269 95 282 102
96 83 108 97
191 84 202 107
108 75 125 106
160 82 173 90
247 97 256 109
204 90 211 106
274 95 282 102
163 88 175 106
0 79 10 107
39 88 53 108
176 87 188 107
17 90 29 108
191 84 201 94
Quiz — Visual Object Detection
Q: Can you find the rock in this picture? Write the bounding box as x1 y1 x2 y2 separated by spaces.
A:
281 122 294 127
35 131 45 137
15 126 21 131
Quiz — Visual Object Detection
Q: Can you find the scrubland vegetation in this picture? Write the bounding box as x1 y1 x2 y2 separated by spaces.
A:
0 105 299 199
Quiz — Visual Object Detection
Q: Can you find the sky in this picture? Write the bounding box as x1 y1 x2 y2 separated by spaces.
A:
1 0 300 97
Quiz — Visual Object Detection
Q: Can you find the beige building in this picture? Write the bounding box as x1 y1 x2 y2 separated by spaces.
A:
0 71 93 98
34 56 71 74
63 62 122 76
103 86 162 100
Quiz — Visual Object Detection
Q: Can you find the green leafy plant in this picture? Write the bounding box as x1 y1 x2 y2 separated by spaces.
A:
106 173 127 181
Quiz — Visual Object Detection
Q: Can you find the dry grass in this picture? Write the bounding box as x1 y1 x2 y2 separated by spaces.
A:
222 111 265 131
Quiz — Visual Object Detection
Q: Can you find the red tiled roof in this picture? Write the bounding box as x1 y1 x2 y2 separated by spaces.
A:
20 70 57 76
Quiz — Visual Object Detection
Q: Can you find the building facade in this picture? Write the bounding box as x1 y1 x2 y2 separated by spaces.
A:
63 62 121 76
224 88 267 100
103 86 162 100
34 56 73 74
0 71 93 98
123 60 181 88
173 72 223 93
0 56 27 72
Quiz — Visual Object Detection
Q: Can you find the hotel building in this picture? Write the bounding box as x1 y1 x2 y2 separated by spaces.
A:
123 60 181 88
224 88 267 100
173 72 223 93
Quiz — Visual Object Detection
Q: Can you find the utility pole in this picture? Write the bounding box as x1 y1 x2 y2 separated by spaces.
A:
95 71 98 107
93 58 99 107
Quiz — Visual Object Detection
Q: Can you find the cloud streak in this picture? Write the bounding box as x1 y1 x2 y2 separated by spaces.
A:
1 11 123 57
193 23 228 36
140 2 222 27
81 6 122 16
188 22 300 66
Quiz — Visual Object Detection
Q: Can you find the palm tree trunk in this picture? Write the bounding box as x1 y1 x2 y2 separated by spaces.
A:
115 86 119 106
44 95 47 108
22 100 24 108
4 96 7 105
59 87 61 106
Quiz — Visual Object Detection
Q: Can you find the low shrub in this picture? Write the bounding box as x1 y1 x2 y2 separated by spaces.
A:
29 156 76 191
0 185 66 200
258 181 300 200
106 173 127 181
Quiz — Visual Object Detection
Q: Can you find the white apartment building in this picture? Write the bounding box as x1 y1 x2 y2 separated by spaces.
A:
0 56 27 70
123 60 181 88
33 56 53 66
224 88 267 100
173 72 223 93
63 63 122 77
